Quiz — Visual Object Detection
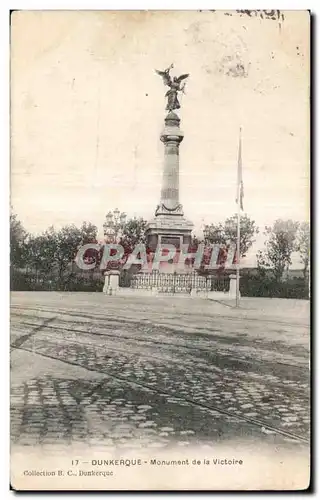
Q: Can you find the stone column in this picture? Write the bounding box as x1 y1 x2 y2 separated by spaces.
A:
161 140 180 209
159 112 184 212
145 111 193 252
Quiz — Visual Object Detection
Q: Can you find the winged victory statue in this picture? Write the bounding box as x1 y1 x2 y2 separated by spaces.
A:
155 64 189 112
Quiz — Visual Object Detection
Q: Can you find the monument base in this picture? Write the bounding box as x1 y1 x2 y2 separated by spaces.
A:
145 213 193 252
113 287 234 301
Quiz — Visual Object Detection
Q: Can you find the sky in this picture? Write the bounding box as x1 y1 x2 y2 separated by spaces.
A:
11 10 310 266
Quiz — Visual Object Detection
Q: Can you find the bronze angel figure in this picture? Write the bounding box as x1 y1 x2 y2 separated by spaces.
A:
155 64 189 112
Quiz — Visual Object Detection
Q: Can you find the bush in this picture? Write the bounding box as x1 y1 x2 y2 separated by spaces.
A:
10 268 104 292
62 273 104 292
240 273 309 299
10 268 32 291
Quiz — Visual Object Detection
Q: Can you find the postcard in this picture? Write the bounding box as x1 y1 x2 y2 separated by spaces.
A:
10 10 310 491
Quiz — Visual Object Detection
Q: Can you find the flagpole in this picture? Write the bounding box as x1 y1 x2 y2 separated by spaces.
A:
235 128 242 308
236 183 241 308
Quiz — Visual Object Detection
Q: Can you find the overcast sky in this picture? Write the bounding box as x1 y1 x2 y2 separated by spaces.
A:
11 10 309 266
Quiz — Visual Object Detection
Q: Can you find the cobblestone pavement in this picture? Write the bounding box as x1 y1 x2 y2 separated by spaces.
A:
10 293 310 451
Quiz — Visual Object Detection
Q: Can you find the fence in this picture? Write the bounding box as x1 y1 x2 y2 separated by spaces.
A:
121 270 230 295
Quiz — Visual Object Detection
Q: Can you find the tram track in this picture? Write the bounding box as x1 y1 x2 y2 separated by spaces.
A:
10 304 310 330
11 302 310 447
11 317 309 375
12 343 309 445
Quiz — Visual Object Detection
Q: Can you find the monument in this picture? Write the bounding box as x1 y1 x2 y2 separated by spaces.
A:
145 65 193 254
108 66 232 297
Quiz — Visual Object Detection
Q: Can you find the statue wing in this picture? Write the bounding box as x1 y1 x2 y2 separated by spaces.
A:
176 73 189 84
155 69 172 87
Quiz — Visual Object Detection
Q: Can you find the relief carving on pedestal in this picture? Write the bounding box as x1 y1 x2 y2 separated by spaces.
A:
155 202 184 216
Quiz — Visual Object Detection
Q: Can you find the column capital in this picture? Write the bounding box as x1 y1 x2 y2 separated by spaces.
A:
160 128 184 143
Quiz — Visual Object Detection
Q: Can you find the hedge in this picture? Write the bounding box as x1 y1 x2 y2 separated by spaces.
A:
10 269 104 292
240 275 309 299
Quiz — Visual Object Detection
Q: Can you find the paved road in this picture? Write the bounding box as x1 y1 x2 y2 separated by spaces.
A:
10 292 310 452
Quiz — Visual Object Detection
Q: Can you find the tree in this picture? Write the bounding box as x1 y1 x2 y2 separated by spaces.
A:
204 214 259 258
53 223 98 279
10 212 27 268
78 221 98 246
119 217 147 255
24 221 98 280
257 219 299 282
24 230 57 275
296 222 310 281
